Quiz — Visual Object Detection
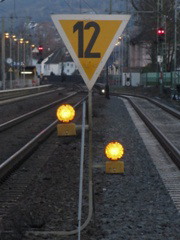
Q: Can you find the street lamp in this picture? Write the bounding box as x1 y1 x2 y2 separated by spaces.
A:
18 39 24 86
13 37 18 81
4 33 14 89
1 0 6 89
30 44 35 65
115 36 123 85
1 26 7 90
14 38 22 84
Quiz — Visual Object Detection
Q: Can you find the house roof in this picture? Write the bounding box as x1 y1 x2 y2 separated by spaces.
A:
45 49 73 64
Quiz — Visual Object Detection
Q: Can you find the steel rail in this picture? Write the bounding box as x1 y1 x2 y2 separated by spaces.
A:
121 95 180 169
147 98 180 119
0 92 77 132
111 93 180 119
0 89 58 106
0 85 53 101
0 95 87 181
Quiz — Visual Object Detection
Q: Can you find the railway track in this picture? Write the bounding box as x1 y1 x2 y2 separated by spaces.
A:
0 85 53 102
119 94 180 167
0 92 87 178
0 91 77 132
0 93 87 228
117 94 180 213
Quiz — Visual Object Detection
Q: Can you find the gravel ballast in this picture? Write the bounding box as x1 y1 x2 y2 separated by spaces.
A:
1 94 180 240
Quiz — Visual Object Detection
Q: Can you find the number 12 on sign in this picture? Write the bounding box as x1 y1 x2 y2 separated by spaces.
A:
73 21 101 58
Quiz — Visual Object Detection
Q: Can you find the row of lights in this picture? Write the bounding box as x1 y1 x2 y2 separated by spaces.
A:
4 32 35 48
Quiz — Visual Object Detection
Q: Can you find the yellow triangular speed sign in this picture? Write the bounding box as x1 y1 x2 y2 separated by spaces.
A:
51 14 131 90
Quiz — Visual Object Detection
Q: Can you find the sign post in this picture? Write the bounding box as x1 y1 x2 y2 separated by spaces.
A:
51 14 130 236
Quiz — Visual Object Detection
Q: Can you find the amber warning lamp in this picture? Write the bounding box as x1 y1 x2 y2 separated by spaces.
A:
57 104 75 122
56 104 76 136
105 141 124 173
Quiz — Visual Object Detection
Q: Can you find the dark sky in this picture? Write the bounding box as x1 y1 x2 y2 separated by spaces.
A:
0 0 128 33
0 0 127 21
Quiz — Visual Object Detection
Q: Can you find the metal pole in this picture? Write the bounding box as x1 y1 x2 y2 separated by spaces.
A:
159 63 163 95
157 0 164 94
23 42 25 86
30 45 33 65
104 0 112 98
174 0 177 72
10 37 12 89
79 0 82 13
125 1 129 76
121 37 124 86
17 40 20 82
25 94 94 236
109 0 112 14
1 17 6 90
78 101 86 240
119 41 121 85
88 90 93 189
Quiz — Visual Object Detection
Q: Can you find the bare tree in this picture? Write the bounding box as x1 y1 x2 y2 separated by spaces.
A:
130 0 175 71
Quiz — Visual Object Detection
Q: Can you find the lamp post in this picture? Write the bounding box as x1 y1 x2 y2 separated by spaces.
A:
19 38 23 87
22 40 29 86
4 33 17 89
9 35 12 88
4 33 12 89
121 37 124 85
14 38 22 85
104 0 113 99
9 35 16 89
115 37 121 85
23 41 26 86
17 39 20 82
30 44 35 65
1 18 6 90
25 40 29 65
79 0 82 13
13 37 18 80
174 0 177 72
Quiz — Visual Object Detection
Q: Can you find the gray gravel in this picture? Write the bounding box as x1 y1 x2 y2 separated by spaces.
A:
1 94 180 240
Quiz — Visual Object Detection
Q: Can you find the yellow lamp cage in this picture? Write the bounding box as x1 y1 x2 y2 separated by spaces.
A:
105 141 124 161
56 104 75 123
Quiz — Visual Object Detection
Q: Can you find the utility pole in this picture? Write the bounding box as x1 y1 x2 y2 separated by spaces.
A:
9 37 12 89
174 0 177 72
1 17 6 90
157 0 165 95
17 40 20 81
109 0 112 14
105 0 112 99
121 37 124 85
23 42 26 86
79 0 82 13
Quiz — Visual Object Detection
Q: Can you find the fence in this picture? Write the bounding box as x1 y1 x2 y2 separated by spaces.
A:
140 72 180 88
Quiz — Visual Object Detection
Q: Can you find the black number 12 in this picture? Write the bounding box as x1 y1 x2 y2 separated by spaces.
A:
73 21 101 58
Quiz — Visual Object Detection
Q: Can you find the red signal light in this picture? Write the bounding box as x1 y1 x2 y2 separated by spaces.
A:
157 28 165 35
157 28 165 42
38 45 43 52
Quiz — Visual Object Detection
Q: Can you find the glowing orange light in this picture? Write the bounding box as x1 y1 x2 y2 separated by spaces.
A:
56 104 75 123
105 141 124 161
